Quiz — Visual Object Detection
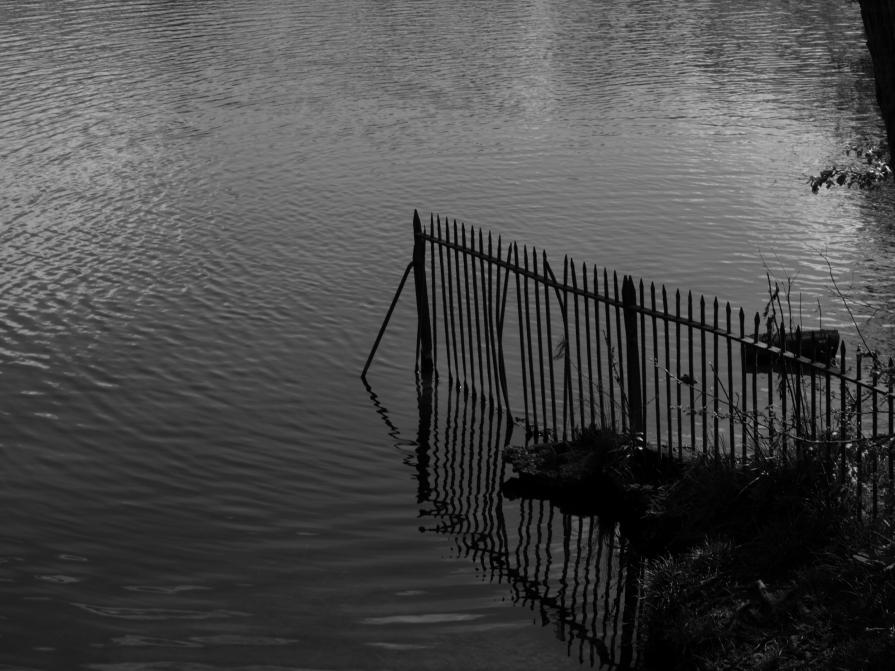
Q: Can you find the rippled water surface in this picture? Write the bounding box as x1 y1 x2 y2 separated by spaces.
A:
2 0 894 668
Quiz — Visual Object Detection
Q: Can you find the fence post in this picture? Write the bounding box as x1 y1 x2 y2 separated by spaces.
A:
622 276 644 437
413 210 434 380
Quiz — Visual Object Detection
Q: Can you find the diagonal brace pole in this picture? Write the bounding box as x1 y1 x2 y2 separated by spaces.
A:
361 260 414 380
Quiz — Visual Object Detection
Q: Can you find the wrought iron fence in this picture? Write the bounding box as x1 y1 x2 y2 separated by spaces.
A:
364 211 895 519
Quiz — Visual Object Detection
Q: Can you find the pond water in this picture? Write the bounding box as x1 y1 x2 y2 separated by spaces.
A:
1 0 893 669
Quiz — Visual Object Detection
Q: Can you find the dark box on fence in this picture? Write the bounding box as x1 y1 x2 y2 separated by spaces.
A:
742 329 840 374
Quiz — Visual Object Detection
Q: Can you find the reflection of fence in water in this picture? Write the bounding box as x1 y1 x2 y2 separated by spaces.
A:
414 382 640 670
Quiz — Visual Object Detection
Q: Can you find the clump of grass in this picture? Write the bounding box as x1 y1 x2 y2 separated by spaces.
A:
638 539 739 671
635 453 895 670
630 454 844 560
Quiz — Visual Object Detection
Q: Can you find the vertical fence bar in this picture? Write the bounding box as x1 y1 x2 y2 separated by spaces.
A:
523 248 539 438
651 284 661 452
639 279 648 445
583 265 596 428
452 221 467 384
872 365 879 518
712 298 719 458
482 230 496 401
428 215 438 376
753 313 761 456
412 210 434 379
489 234 506 407
810 333 818 445
596 267 608 429
857 350 864 520
498 242 512 412
688 292 696 451
700 296 708 455
571 260 586 432
857 351 864 441
766 318 775 456
471 229 485 398
622 276 643 437
482 231 496 401
534 250 548 436
840 342 848 485
436 217 451 378
676 291 683 457
445 221 460 379
886 357 895 512
794 328 803 454
606 270 617 433
490 235 505 405
780 324 789 458
888 359 894 513
466 224 482 393
469 226 485 391
610 273 633 433
663 287 673 458
725 303 734 464
739 309 747 462
514 244 530 435
543 253 558 439
560 257 572 438
825 351 833 464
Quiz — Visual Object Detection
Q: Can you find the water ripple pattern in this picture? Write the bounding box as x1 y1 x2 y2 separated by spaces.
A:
0 0 893 669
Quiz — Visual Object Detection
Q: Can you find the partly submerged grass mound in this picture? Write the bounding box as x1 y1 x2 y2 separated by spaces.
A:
501 425 681 519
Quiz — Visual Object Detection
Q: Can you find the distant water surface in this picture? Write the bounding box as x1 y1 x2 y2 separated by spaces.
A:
1 0 893 668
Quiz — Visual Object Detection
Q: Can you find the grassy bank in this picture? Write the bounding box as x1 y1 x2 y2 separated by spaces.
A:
636 454 895 671
502 424 895 669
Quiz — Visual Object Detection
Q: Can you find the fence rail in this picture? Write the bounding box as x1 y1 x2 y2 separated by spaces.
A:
367 211 895 519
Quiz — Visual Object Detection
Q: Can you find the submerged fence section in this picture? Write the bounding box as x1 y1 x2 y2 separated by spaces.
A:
395 211 895 519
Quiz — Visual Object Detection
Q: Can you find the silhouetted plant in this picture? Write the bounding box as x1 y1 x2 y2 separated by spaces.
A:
809 142 892 192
